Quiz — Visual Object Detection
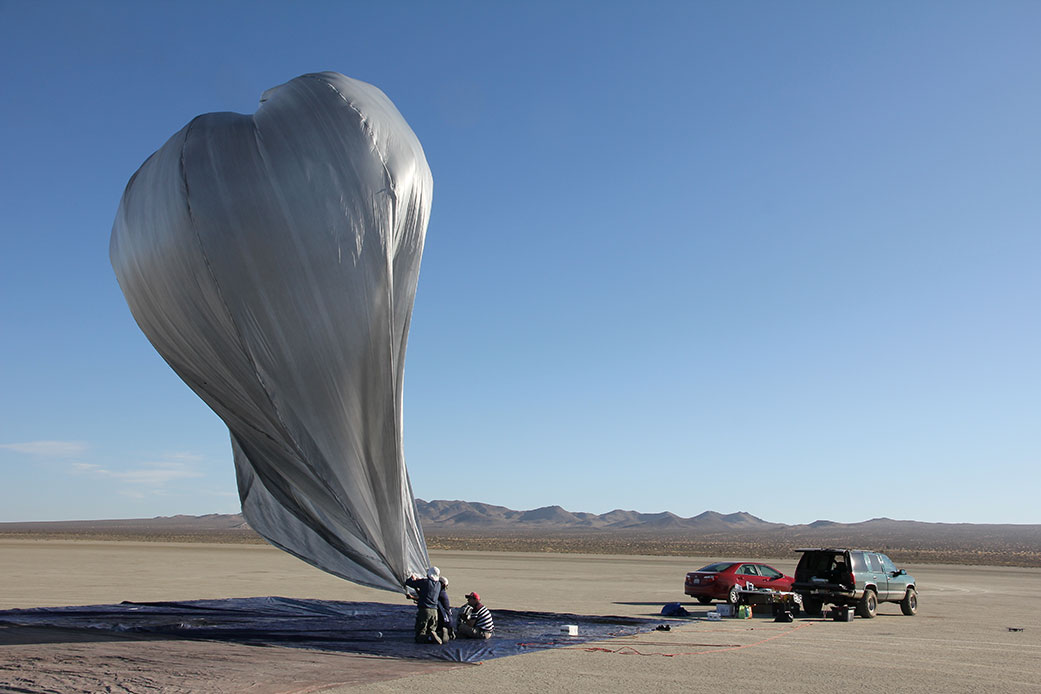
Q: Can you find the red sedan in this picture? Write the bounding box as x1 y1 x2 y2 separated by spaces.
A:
684 561 794 605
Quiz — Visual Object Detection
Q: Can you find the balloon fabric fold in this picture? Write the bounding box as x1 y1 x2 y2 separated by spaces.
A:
110 72 432 591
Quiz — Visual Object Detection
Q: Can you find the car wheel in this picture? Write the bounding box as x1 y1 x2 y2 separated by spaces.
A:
727 585 742 606
856 589 878 618
801 597 822 616
900 587 918 616
697 596 713 605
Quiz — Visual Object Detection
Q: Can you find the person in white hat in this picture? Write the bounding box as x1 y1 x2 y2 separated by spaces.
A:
435 575 455 641
404 567 444 644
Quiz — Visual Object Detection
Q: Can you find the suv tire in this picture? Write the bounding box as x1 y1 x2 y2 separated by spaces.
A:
856 589 878 619
801 597 822 616
900 587 918 616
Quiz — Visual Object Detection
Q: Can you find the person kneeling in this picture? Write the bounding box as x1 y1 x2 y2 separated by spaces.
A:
456 591 494 640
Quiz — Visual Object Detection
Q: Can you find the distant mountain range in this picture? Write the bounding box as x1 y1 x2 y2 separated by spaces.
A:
3 501 1039 564
414 499 779 531
412 500 1040 542
408 501 1041 566
2 501 1037 537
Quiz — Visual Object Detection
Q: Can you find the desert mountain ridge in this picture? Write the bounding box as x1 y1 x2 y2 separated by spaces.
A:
1 500 1035 532
414 499 783 530
4 501 1039 566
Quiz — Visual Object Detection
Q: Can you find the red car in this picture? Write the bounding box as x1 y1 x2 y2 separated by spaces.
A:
684 561 794 605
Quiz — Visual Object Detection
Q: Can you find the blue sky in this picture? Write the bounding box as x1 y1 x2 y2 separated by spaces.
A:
1 1 1038 525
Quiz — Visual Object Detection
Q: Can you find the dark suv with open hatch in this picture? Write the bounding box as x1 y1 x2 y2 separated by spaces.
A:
792 548 917 618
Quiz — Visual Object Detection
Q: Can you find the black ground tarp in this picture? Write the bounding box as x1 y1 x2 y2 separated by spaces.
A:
0 597 672 663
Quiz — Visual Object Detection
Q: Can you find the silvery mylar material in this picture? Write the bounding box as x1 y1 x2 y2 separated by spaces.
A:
110 72 432 591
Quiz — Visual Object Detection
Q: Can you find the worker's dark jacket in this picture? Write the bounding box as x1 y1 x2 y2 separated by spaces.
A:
437 588 452 626
405 576 442 609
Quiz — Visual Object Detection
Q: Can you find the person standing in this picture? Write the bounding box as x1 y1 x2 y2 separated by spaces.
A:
436 576 455 641
404 567 444 644
456 591 494 639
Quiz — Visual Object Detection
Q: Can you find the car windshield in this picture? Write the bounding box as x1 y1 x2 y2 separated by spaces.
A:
696 562 734 573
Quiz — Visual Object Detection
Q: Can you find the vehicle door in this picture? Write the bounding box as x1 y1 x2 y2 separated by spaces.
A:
850 551 868 584
879 554 910 600
755 564 789 591
735 564 762 590
864 552 889 598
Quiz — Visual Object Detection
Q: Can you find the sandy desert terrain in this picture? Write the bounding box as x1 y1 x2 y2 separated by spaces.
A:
1 539 1039 693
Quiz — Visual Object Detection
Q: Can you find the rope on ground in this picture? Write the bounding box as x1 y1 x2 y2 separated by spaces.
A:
573 622 814 657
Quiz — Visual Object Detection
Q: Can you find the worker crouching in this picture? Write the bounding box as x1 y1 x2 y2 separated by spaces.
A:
456 591 494 639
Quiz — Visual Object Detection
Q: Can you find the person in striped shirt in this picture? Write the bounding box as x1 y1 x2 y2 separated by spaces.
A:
456 591 494 639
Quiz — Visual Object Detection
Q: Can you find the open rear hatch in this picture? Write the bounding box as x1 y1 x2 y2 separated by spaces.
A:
793 549 855 592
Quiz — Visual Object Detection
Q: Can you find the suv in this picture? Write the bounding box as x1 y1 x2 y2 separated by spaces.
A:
792 548 917 618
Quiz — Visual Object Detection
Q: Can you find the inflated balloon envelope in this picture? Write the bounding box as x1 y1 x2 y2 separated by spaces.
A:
110 72 432 591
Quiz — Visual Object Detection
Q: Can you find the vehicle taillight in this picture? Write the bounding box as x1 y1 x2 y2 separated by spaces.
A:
848 571 856 587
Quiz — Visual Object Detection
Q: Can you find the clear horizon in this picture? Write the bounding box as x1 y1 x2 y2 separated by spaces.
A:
5 501 1040 529
2 1 1039 525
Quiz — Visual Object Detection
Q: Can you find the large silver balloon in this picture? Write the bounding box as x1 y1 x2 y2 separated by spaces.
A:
110 72 432 591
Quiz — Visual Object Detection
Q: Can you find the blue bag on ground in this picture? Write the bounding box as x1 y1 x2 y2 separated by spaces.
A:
660 602 689 617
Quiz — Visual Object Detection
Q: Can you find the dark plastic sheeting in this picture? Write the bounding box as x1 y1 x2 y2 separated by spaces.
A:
0 597 672 663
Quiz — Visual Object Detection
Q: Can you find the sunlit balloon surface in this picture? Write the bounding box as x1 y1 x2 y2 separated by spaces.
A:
110 72 432 591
